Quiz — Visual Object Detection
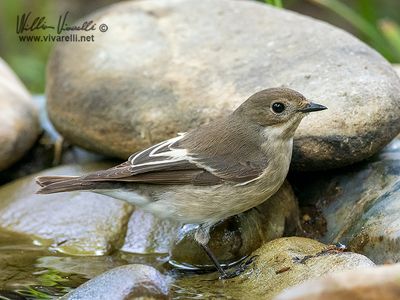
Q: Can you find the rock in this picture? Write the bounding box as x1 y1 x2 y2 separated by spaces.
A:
61 264 170 300
292 138 400 264
121 208 181 254
292 136 400 264
0 58 40 171
0 163 133 255
0 95 106 186
46 0 400 170
120 181 300 267
173 237 374 299
274 263 400 300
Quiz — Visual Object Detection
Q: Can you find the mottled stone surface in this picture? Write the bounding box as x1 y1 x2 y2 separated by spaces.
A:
61 264 170 300
292 136 400 264
47 0 400 170
275 263 400 300
174 237 374 300
0 58 39 171
0 163 133 255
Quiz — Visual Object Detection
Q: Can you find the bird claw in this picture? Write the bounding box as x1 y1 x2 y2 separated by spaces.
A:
218 255 258 280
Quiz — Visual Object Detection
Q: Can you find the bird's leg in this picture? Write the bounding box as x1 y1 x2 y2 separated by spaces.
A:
194 225 228 278
200 243 228 277
194 224 257 280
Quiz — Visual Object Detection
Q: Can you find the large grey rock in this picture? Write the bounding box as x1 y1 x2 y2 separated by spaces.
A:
0 163 133 255
121 181 300 267
0 58 39 171
61 264 170 300
174 237 374 300
275 263 400 300
46 0 400 171
293 136 400 264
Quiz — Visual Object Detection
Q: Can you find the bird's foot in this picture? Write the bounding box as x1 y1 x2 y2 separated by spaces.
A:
218 255 258 280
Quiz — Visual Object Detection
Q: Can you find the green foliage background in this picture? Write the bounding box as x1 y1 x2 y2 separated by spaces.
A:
0 1 55 93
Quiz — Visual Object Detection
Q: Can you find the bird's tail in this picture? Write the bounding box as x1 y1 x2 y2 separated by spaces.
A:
36 175 97 194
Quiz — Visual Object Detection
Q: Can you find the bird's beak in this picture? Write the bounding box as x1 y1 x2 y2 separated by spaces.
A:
298 102 327 113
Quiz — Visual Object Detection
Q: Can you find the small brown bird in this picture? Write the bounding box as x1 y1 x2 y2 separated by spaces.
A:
36 88 326 278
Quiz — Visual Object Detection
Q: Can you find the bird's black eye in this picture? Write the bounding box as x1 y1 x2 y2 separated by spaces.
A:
272 102 285 114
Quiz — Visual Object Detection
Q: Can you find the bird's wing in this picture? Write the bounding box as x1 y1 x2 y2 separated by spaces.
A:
77 128 267 186
172 119 269 184
77 134 222 185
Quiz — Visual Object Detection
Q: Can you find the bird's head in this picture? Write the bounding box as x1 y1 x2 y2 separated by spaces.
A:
233 87 327 138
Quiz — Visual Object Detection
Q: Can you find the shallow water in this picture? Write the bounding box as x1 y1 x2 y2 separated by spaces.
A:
0 228 239 300
0 209 282 300
0 229 170 299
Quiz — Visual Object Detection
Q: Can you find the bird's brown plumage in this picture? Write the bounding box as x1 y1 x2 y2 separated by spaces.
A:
36 116 267 193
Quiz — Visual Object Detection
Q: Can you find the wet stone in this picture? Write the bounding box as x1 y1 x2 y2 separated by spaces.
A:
0 163 133 256
291 136 400 264
173 237 374 300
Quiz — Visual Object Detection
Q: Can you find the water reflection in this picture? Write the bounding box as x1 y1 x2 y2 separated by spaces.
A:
0 229 168 299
